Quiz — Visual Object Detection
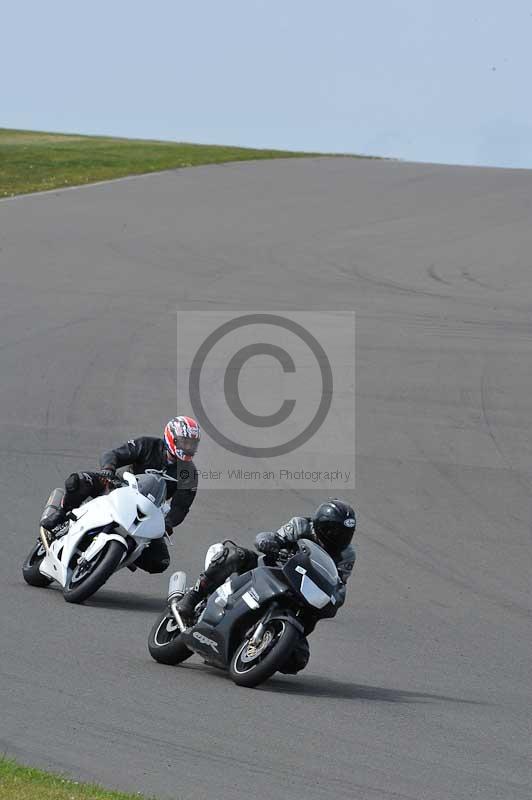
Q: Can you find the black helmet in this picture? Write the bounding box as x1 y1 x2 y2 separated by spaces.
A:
312 498 356 551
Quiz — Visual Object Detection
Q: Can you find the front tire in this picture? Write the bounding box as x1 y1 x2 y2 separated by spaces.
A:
229 618 300 688
22 539 53 588
63 540 125 604
148 609 193 665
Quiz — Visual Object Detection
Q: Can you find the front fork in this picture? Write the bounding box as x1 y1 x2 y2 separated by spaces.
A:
39 526 51 553
249 603 305 645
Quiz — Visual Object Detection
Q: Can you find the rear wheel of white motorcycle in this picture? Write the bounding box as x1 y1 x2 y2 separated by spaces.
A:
22 539 53 588
148 610 193 665
63 541 126 604
229 619 300 688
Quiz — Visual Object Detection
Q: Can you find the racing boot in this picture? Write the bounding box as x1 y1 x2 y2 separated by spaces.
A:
42 508 66 532
175 545 239 623
174 576 210 623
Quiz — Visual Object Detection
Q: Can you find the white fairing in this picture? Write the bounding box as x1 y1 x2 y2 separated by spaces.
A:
39 471 167 588
300 574 333 609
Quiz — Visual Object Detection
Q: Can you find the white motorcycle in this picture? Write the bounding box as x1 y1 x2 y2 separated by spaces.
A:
22 470 176 604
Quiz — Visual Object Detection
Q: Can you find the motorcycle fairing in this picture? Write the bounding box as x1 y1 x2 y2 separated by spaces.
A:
98 486 166 540
282 539 339 609
184 567 291 668
39 472 166 586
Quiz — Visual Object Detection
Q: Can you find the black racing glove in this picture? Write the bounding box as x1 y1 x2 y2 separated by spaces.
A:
255 531 282 555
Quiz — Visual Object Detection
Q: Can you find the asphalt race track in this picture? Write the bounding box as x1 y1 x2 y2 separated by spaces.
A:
0 158 530 800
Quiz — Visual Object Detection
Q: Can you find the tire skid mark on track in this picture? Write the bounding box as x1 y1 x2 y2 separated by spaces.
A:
1 448 83 458
332 258 455 301
361 510 530 618
66 350 103 437
87 720 423 800
461 268 497 291
0 312 109 354
479 364 531 493
427 264 452 285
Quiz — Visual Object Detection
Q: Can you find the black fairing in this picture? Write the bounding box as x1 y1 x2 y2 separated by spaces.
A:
180 566 290 668
282 538 339 598
180 539 338 669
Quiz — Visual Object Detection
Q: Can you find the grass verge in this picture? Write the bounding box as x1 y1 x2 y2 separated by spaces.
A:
0 756 155 800
0 128 322 197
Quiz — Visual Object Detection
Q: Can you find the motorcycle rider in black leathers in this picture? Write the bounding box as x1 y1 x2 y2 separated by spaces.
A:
175 498 357 674
41 416 200 574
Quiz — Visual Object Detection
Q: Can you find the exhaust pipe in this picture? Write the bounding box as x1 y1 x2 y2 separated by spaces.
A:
169 599 187 632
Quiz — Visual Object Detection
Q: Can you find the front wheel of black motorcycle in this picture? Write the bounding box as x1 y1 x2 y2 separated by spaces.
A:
148 610 193 665
229 619 300 688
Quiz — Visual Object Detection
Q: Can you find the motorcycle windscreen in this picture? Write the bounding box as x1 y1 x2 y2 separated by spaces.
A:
298 539 339 589
136 474 167 507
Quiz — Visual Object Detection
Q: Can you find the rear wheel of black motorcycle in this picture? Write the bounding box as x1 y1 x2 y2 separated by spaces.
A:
63 540 126 604
148 610 193 665
229 619 300 688
22 539 53 588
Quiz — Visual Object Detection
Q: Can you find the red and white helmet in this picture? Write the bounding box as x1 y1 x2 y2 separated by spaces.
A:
164 415 200 463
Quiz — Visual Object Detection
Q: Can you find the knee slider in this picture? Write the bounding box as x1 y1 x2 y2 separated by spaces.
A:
224 546 250 573
280 639 310 674
204 542 229 571
293 644 310 671
147 558 170 574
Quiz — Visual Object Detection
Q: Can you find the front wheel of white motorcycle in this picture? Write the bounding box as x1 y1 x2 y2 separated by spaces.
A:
63 540 126 604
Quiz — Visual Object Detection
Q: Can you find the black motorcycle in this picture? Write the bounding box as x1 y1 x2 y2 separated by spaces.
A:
148 538 342 687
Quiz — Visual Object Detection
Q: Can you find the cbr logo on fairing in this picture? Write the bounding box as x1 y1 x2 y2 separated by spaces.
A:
193 631 219 652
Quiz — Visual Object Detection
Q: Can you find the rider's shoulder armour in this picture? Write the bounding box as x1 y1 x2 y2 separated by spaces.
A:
277 516 312 543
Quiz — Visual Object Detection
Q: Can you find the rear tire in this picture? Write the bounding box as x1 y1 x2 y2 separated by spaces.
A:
22 539 53 588
148 610 193 665
229 618 300 688
63 540 126 604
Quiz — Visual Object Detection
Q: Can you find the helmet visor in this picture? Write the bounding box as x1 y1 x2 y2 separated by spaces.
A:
171 435 199 458
314 520 354 550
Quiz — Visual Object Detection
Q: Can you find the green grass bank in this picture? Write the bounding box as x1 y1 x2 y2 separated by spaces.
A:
0 128 321 197
0 757 156 800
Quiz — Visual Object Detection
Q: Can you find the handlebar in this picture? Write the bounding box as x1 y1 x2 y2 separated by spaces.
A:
276 548 292 563
257 547 292 567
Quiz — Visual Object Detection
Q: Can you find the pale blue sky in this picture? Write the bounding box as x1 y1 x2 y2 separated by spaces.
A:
2 0 531 167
